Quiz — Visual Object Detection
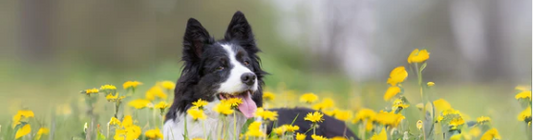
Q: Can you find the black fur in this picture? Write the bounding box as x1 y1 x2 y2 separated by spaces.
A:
166 11 267 121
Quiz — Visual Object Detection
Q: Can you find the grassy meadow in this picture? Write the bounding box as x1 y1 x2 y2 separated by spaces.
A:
0 49 531 140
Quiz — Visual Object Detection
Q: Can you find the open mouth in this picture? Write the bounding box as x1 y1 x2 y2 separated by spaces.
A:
218 90 257 119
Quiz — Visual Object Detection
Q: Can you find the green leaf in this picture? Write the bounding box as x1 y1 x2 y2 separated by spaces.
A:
240 118 254 135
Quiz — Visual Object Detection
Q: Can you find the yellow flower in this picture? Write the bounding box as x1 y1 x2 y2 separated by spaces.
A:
333 109 353 121
304 111 324 123
375 111 405 127
245 121 265 138
449 117 465 130
100 84 117 90
436 116 444 123
128 99 152 109
427 82 435 87
285 125 299 132
469 127 481 137
311 134 328 140
480 128 501 140
154 101 170 109
187 108 207 121
296 133 307 140
300 93 319 104
12 110 35 128
407 49 430 64
392 98 409 112
213 101 234 115
159 81 175 90
352 108 377 124
145 86 167 100
145 128 163 139
442 108 461 116
518 106 531 122
331 137 348 140
15 124 31 139
224 98 243 108
109 117 121 125
416 120 423 130
515 90 532 101
123 81 142 89
370 130 387 140
263 91 276 101
383 86 401 101
312 98 335 110
387 66 408 86
433 99 452 113
192 99 208 109
255 108 278 121
106 93 125 102
365 122 374 132
476 116 491 124
273 126 286 135
121 115 133 128
191 138 204 140
35 127 50 140
84 88 99 94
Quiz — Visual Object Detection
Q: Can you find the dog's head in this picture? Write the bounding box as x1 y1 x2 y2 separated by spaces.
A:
167 11 267 120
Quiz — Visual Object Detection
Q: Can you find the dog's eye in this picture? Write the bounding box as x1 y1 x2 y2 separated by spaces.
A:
244 61 250 66
216 66 225 71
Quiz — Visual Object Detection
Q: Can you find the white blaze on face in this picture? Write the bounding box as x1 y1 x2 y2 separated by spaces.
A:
218 44 258 94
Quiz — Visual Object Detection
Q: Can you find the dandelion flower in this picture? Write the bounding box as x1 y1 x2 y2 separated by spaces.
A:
83 88 99 94
296 133 306 140
312 98 335 111
449 117 465 130
273 126 286 135
15 124 31 139
392 98 409 111
476 116 491 124
300 93 319 104
515 90 532 101
518 106 531 122
100 84 117 90
213 101 234 115
12 110 35 128
191 138 204 140
35 127 50 140
159 81 175 90
383 86 401 101
387 66 408 86
255 108 278 121
407 49 430 64
154 101 170 109
480 128 501 140
375 111 405 127
469 127 481 137
334 109 353 121
128 99 152 109
304 111 324 123
109 117 121 125
192 99 208 109
245 121 265 138
224 98 243 108
263 91 276 101
311 134 328 140
145 128 163 139
187 108 207 121
352 108 377 124
427 82 435 87
370 130 387 140
285 125 299 132
145 86 167 100
106 93 124 101
123 81 142 89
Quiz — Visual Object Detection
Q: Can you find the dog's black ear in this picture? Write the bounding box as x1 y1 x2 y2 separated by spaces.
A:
224 11 255 45
183 18 212 63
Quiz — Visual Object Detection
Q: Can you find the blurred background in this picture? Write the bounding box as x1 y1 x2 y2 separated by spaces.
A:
0 0 531 139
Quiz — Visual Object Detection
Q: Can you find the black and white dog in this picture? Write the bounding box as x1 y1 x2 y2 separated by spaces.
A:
163 11 357 140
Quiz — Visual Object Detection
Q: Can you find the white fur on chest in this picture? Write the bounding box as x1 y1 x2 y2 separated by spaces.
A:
163 101 248 140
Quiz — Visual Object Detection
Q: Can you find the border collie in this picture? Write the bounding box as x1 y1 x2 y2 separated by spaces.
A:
163 11 357 140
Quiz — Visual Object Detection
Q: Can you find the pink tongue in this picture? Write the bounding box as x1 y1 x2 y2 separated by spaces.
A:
237 92 257 119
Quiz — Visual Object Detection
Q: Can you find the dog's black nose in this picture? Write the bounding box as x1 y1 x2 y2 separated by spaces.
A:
241 73 256 86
